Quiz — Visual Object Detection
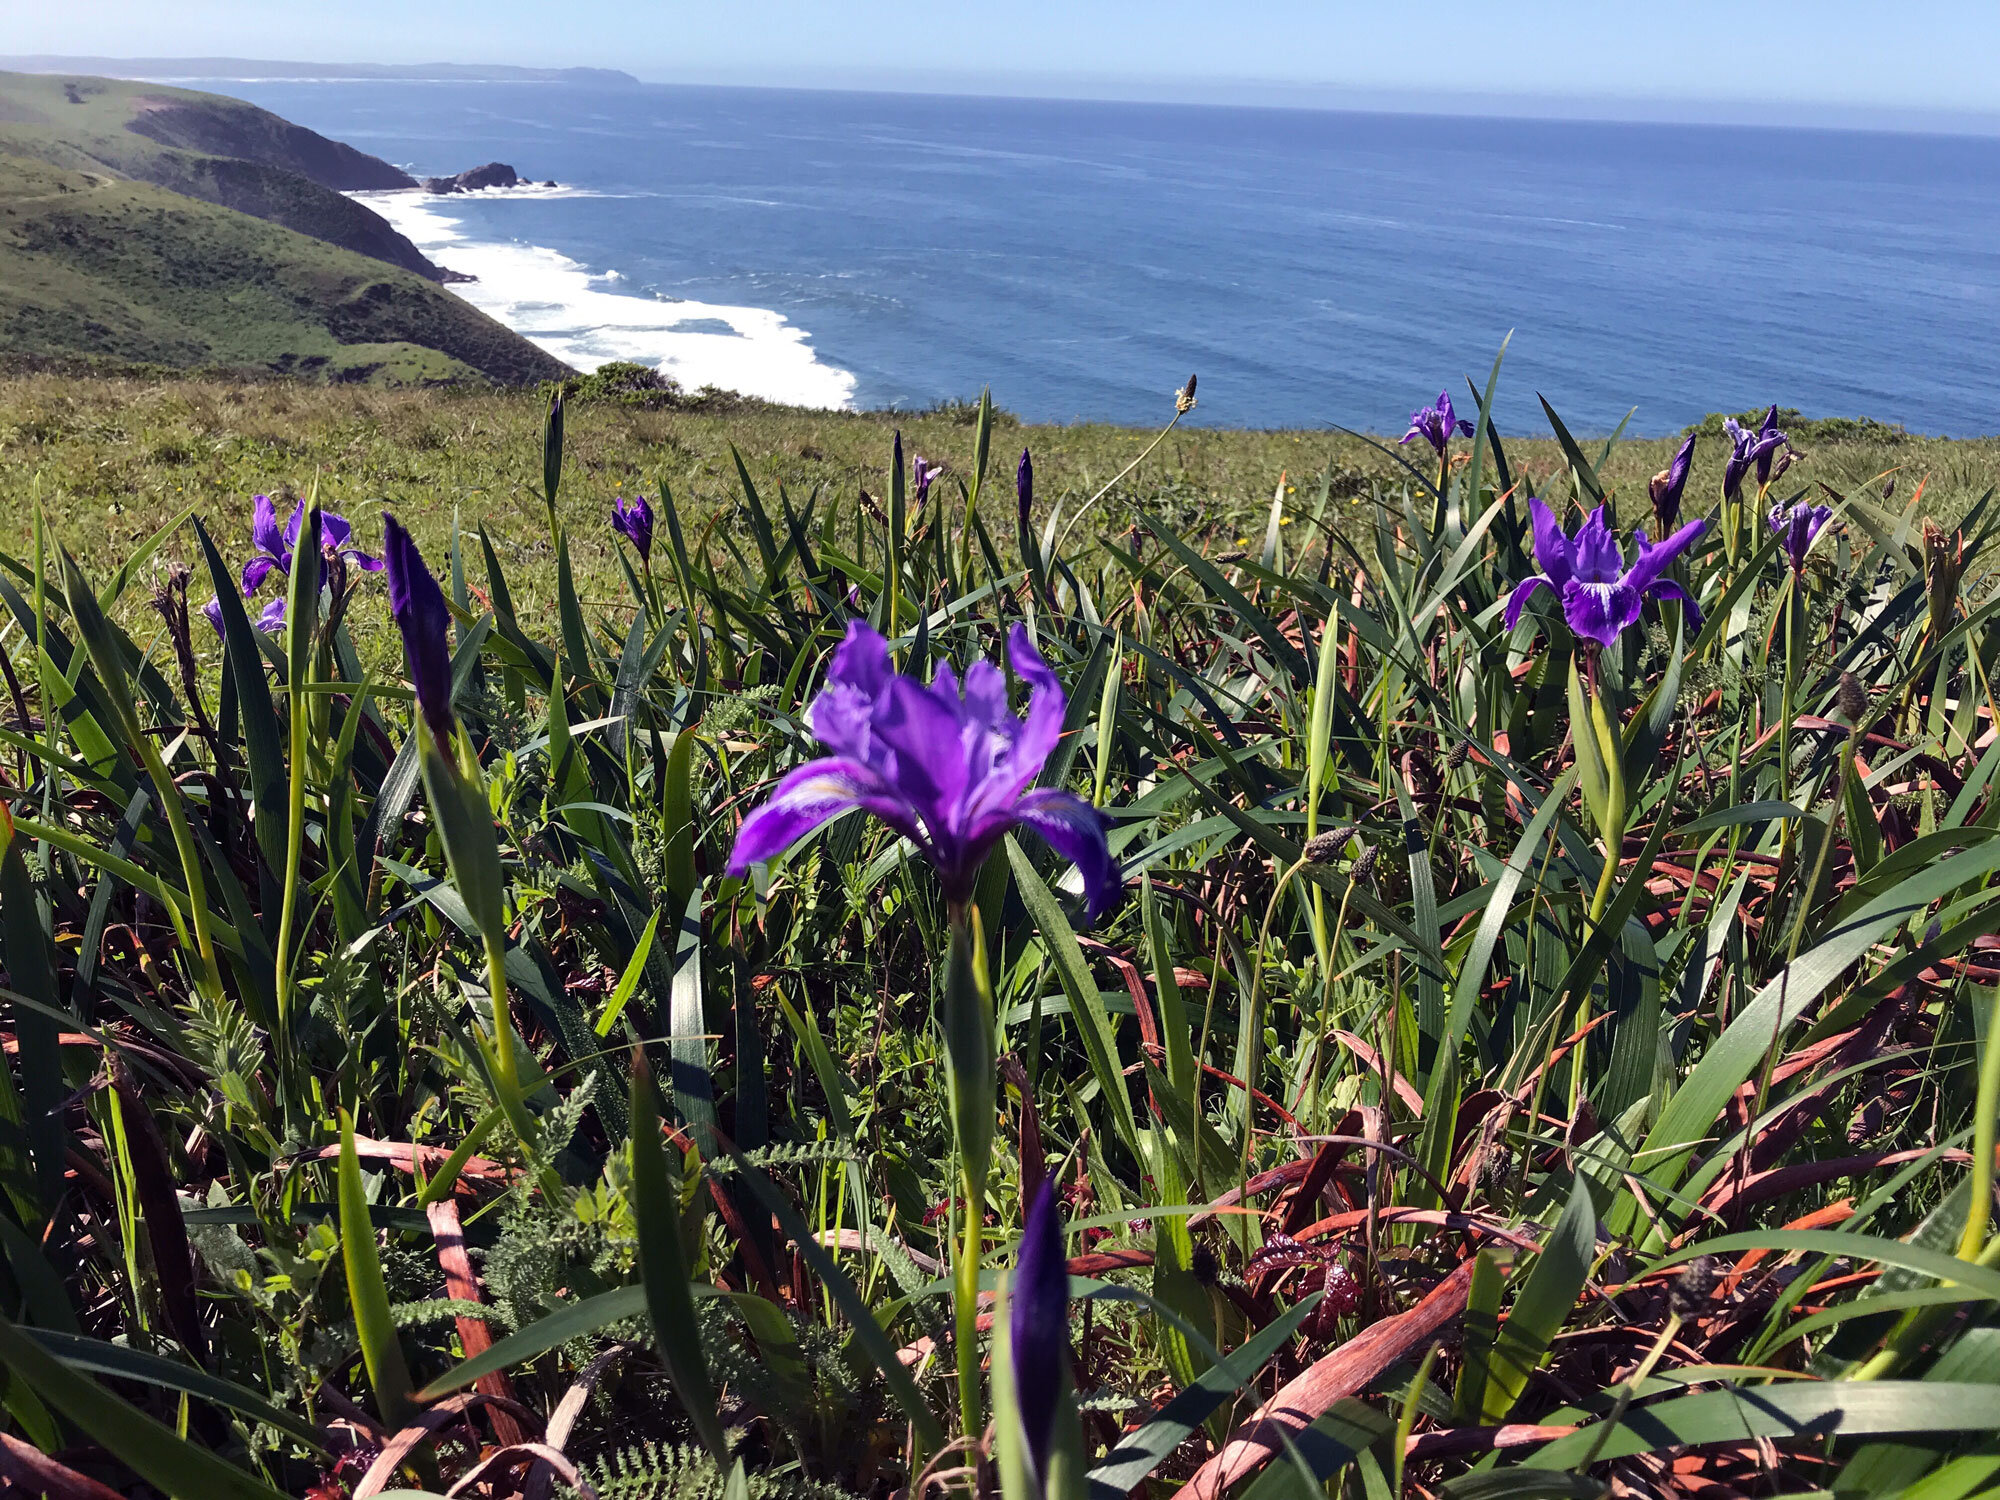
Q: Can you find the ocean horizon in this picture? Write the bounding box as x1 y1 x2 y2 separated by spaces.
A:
193 77 2000 436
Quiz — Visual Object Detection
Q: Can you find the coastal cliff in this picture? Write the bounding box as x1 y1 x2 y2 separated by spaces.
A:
0 72 453 280
0 73 572 386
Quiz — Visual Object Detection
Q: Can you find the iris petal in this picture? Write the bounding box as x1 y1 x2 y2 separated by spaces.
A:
827 620 892 699
1624 518 1707 594
1526 498 1574 589
727 757 926 872
966 625 1064 817
1562 579 1641 649
871 676 973 835
240 555 279 598
1011 790 1121 922
250 494 286 564
1505 575 1556 631
1570 507 1625 584
1645 578 1704 629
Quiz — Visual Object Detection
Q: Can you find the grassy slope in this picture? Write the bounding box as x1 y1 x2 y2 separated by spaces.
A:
3 370 1990 644
0 154 572 388
0 71 448 281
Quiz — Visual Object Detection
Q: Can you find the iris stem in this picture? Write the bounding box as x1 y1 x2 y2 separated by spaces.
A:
1048 405 1187 561
274 605 311 1042
942 908 995 1439
1574 681 1626 1120
479 927 567 1202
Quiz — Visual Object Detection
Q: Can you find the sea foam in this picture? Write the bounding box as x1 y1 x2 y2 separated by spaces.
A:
356 188 857 409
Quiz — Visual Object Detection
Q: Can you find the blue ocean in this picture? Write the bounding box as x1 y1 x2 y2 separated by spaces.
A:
179 78 2000 435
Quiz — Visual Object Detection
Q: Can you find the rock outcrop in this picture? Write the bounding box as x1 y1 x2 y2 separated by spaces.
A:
422 162 523 194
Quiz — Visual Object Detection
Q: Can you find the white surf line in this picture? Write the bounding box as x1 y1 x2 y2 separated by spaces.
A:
357 187 858 409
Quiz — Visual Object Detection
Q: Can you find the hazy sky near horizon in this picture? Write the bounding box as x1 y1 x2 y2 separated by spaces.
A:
11 1 2000 121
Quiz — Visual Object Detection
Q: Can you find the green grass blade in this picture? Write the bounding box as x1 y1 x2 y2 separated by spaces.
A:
595 905 661 1037
27 1329 329 1453
1483 1172 1595 1422
0 1306 290 1499
1087 1293 1323 1498
339 1110 416 1428
1008 837 1141 1160
631 1056 730 1464
1533 1381 2000 1468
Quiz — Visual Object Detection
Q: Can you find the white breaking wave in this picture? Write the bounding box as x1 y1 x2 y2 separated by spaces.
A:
355 188 857 410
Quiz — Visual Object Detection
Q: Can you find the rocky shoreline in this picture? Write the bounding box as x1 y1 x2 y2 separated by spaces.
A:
421 161 557 194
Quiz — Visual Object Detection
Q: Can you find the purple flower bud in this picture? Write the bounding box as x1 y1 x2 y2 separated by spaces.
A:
202 598 225 637
911 456 943 506
1753 406 1787 486
1649 435 1695 532
1010 1179 1069 1488
382 516 456 747
1769 500 1833 574
611 494 655 563
1016 448 1034 537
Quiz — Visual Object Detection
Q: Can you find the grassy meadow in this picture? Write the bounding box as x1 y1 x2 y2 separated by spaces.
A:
2 362 2000 1499
5 365 1992 602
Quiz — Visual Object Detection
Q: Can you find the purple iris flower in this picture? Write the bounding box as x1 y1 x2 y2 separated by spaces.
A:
203 594 287 634
382 516 457 747
726 620 1121 921
1649 435 1695 532
912 456 944 505
1017 448 1034 535
1505 499 1707 650
1399 391 1475 458
1722 408 1789 500
239 494 381 598
1770 500 1833 574
611 494 655 563
1010 1179 1069 1491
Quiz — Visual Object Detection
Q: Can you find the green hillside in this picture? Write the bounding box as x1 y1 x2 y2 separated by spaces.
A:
0 71 449 281
0 152 570 385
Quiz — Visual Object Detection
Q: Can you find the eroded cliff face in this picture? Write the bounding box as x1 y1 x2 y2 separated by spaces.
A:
118 91 461 280
138 150 460 281
124 94 418 191
0 74 573 384
0 74 460 281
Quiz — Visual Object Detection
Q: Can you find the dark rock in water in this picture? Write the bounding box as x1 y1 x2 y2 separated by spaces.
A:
542 180 558 188
422 162 523 194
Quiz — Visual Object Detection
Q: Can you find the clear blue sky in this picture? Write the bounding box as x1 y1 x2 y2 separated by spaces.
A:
11 1 2000 127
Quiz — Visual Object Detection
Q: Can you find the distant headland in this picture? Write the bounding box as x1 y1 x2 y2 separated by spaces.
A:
0 56 642 87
